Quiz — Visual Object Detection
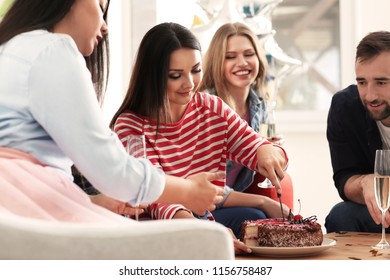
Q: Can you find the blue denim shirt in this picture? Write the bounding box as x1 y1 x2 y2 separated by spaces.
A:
207 88 268 208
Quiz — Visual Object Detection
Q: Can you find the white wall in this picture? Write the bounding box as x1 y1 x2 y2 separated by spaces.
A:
103 0 159 125
276 111 338 232
340 0 390 87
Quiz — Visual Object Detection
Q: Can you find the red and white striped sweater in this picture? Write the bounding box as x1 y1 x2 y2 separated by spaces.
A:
114 92 272 220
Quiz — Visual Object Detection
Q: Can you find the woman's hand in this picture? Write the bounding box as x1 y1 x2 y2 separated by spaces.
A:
255 144 287 192
267 134 284 146
159 172 226 216
225 228 252 255
90 193 145 218
182 172 226 216
360 174 390 227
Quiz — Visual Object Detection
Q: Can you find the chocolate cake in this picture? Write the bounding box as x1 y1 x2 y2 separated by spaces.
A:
241 215 323 247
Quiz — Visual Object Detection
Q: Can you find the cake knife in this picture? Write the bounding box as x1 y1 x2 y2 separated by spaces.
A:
275 175 284 221
277 192 285 221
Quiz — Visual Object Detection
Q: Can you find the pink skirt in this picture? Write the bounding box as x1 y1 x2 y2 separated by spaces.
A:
0 147 133 224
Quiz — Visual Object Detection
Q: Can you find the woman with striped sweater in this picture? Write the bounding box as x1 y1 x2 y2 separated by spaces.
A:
110 22 289 254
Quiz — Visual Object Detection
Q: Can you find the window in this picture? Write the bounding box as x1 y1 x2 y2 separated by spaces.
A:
271 0 340 111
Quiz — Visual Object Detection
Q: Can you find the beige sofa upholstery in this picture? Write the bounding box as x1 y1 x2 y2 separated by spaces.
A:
0 212 234 260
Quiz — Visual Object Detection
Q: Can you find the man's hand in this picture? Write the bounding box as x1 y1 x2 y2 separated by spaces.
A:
360 174 390 227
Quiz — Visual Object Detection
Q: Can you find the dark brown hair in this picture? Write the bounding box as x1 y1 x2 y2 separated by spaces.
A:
110 22 201 129
0 0 110 103
356 31 390 64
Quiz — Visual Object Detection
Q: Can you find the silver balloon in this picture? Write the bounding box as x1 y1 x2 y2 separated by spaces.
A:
237 0 283 19
244 14 272 35
264 35 302 78
192 0 245 51
263 35 302 109
238 0 283 36
195 0 225 21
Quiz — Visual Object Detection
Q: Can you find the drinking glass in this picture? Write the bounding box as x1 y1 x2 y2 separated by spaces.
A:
373 149 390 250
126 134 146 221
126 134 146 159
257 109 276 188
257 177 274 188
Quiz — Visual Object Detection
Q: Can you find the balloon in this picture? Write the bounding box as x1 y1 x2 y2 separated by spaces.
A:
264 35 302 78
192 0 245 51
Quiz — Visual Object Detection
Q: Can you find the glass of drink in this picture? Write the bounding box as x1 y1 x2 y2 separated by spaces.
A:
126 134 146 221
257 109 276 188
126 134 146 159
373 149 390 250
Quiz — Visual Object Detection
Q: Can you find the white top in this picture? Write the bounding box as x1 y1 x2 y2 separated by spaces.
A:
0 30 164 205
377 121 390 149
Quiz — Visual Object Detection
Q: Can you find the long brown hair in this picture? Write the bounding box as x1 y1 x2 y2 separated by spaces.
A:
110 22 202 129
0 0 111 103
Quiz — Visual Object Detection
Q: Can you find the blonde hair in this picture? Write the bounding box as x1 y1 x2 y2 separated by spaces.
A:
200 22 267 107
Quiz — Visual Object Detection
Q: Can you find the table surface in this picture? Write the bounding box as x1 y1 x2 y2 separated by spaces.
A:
236 231 390 260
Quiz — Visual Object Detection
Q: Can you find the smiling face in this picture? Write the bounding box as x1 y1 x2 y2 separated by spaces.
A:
223 35 259 93
167 47 202 121
356 51 390 126
53 0 108 56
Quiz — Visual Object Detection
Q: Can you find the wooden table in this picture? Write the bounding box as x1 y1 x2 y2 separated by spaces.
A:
236 232 390 260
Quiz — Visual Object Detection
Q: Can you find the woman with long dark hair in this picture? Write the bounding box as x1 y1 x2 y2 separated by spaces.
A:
0 0 224 223
112 22 289 253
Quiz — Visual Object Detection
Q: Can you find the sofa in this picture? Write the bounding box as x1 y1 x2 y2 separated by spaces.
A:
0 211 234 260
